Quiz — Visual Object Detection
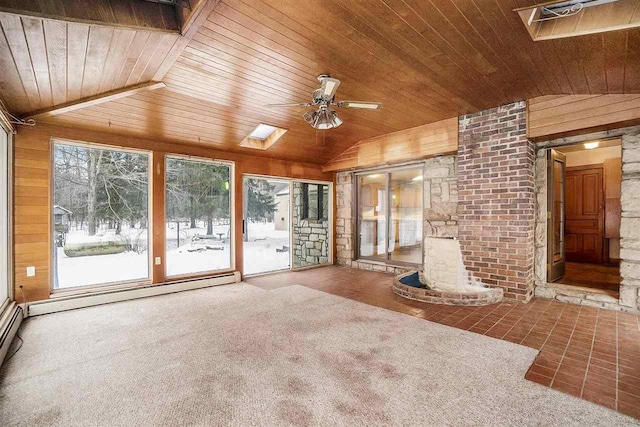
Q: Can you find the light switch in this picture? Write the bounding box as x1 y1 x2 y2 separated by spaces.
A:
26 266 35 277
155 257 162 265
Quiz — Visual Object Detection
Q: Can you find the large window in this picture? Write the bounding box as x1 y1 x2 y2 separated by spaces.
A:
0 125 9 307
165 156 232 277
52 142 151 289
357 166 423 266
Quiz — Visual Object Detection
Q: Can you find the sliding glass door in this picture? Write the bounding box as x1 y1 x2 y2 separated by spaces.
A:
242 177 291 275
357 165 423 266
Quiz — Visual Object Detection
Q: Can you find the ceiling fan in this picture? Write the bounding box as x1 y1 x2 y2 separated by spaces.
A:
267 75 383 130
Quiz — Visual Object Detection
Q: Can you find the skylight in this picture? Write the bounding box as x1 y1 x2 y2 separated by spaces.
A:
515 0 638 41
249 124 277 140
240 124 287 150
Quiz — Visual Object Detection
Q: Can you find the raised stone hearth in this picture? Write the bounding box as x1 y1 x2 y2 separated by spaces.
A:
392 276 503 306
392 237 504 306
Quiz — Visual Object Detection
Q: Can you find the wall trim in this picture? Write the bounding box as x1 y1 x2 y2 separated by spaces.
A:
0 302 23 366
27 272 241 316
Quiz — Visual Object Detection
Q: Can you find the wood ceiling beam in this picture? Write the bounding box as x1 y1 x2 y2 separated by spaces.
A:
0 0 179 33
153 0 221 81
26 82 166 120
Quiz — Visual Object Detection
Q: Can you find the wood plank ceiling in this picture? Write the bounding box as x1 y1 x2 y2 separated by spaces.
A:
0 11 179 115
2 0 640 165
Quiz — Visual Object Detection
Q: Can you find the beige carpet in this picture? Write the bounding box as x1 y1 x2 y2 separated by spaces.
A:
0 283 637 426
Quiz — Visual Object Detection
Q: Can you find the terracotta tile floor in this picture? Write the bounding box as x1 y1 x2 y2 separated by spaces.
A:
246 266 640 420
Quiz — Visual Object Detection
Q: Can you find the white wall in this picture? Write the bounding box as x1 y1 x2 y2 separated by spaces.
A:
564 145 621 167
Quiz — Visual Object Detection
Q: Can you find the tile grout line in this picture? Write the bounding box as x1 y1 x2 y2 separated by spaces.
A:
496 298 549 342
579 308 600 398
550 305 583 388
517 300 560 346
465 301 522 334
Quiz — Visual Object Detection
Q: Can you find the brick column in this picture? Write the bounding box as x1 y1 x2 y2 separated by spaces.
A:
457 101 536 302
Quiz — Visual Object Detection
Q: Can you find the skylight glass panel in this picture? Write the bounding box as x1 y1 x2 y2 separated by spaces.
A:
249 124 277 140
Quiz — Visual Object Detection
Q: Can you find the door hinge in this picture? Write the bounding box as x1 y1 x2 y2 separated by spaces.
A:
547 211 551 219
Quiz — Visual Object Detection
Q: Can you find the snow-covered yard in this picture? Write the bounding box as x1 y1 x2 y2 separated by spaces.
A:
243 222 290 275
54 222 290 288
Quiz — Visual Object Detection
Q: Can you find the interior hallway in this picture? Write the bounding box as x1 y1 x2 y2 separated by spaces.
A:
246 266 640 420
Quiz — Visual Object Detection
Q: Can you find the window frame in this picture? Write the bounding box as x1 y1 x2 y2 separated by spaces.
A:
50 138 154 294
163 154 235 280
355 163 425 268
0 121 12 313
301 183 329 221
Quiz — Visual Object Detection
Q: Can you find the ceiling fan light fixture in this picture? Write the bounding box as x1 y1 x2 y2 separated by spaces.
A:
304 108 342 129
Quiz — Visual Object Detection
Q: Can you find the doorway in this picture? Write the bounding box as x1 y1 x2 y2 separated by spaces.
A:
546 139 622 295
242 176 333 276
242 177 291 275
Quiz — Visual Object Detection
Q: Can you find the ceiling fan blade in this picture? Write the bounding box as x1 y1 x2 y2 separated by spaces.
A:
266 102 312 108
336 101 383 110
320 77 340 99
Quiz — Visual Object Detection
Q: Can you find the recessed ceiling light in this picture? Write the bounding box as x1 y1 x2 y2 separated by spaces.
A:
412 175 423 181
584 141 600 149
249 124 277 140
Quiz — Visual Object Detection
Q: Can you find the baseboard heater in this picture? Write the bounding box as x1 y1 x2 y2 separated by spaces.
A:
0 302 24 366
27 271 241 317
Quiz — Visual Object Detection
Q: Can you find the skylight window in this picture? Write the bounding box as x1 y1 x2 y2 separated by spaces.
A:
240 124 287 150
515 0 639 41
249 124 277 140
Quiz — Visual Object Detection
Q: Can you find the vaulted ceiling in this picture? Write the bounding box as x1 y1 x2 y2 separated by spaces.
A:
1 0 640 164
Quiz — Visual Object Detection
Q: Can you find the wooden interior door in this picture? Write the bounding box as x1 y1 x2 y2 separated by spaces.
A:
547 149 566 282
565 165 604 264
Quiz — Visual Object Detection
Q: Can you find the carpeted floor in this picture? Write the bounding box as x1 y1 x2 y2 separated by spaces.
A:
1 283 637 426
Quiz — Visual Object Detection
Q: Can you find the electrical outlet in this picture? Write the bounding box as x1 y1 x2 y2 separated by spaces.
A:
26 266 35 277
155 257 161 265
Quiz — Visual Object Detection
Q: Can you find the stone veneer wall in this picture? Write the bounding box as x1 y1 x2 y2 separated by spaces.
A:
620 127 640 311
292 182 330 267
534 126 640 312
458 101 536 302
335 156 458 275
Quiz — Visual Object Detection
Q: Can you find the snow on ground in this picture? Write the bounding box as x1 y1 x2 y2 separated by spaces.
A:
55 247 149 289
55 222 290 288
243 222 289 275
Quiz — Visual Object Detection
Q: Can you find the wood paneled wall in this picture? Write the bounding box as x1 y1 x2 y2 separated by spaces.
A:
13 123 333 303
322 117 458 172
527 95 640 140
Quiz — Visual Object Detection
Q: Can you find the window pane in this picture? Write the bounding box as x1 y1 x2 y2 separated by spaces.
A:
165 157 231 276
53 143 150 289
0 128 8 304
243 177 290 275
389 168 423 264
308 185 318 219
358 174 387 261
321 185 329 219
